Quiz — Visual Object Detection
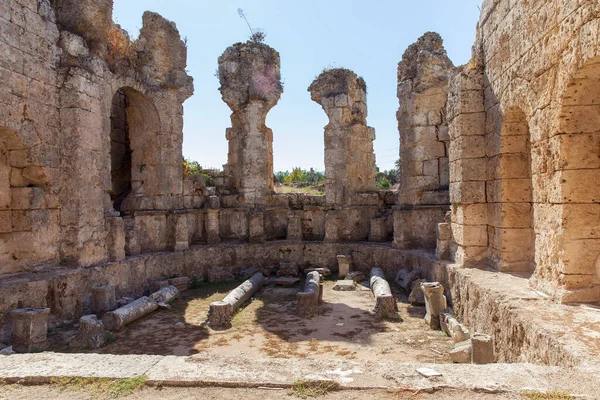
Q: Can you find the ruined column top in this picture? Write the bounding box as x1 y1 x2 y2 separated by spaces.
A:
308 68 367 103
398 31 454 90
218 41 283 110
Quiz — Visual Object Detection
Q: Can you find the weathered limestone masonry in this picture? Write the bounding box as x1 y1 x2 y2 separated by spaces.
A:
0 0 193 275
395 32 454 250
218 42 283 207
308 69 377 206
444 0 600 304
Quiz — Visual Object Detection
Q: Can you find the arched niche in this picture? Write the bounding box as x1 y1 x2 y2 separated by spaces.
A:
109 87 160 213
487 107 535 273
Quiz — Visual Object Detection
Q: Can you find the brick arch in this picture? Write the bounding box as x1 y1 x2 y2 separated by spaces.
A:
109 87 160 213
487 107 535 273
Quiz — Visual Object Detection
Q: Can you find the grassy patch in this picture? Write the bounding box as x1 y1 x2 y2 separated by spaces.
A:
51 375 147 398
521 390 573 400
288 380 339 398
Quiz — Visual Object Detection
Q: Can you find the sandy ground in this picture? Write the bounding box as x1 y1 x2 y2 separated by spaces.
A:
0 384 522 400
48 278 455 363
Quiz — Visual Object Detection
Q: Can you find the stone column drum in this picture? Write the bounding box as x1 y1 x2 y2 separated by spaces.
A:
218 41 283 207
10 308 51 353
421 282 447 330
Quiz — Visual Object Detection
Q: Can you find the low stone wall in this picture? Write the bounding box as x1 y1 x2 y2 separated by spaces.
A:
0 242 434 341
428 262 600 368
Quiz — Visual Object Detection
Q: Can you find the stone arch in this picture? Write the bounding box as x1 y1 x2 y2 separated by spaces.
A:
545 57 600 298
487 107 535 273
109 87 160 213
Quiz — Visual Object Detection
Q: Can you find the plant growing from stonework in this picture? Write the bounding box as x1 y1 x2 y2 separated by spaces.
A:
106 26 139 72
238 8 266 43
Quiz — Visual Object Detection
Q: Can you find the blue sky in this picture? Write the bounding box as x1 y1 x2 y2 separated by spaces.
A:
113 0 482 172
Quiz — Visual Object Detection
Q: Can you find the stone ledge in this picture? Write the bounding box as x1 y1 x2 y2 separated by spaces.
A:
0 352 599 397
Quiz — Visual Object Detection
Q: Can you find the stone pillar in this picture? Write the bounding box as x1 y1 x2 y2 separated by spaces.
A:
436 221 452 260
395 32 454 249
206 209 220 244
167 212 189 252
308 69 377 206
337 255 351 277
249 211 266 244
447 67 489 266
287 213 303 241
218 42 283 207
10 308 51 353
421 282 447 330
92 285 116 315
105 216 126 261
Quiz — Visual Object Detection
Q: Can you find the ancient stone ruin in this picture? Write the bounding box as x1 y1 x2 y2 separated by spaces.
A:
1 0 600 395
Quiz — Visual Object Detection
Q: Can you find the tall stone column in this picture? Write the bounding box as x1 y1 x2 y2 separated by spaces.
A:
218 42 283 207
394 32 454 249
308 68 377 206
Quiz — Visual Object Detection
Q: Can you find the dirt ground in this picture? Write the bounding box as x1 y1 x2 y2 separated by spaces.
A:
48 278 455 363
0 384 522 400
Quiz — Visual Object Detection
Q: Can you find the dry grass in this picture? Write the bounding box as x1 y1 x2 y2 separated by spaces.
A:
274 186 324 196
521 391 572 400
49 376 147 398
288 380 339 398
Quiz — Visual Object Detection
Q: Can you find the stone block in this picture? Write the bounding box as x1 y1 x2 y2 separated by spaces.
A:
249 211 265 244
337 254 351 277
278 260 298 277
70 315 106 349
10 308 50 353
207 195 220 209
369 217 389 242
91 285 116 315
471 333 494 364
333 280 356 291
450 340 472 363
168 277 190 292
408 279 425 305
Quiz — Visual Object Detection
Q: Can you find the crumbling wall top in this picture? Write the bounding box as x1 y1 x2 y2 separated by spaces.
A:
397 32 454 92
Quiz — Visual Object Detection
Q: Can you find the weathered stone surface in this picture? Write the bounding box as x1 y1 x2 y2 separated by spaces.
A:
102 297 159 331
309 69 376 205
332 280 356 291
70 315 107 349
297 271 321 318
395 269 422 291
168 277 190 292
471 333 494 365
219 42 282 207
207 273 264 327
408 279 426 305
450 340 472 364
337 255 351 277
273 277 300 286
346 271 365 282
370 268 399 319
440 312 470 343
421 282 447 330
150 285 179 303
278 261 298 277
10 308 50 353
304 267 332 276
91 285 116 315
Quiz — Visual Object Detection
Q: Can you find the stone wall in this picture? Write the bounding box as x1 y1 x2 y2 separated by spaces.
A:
0 0 193 274
393 33 453 250
445 0 600 303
